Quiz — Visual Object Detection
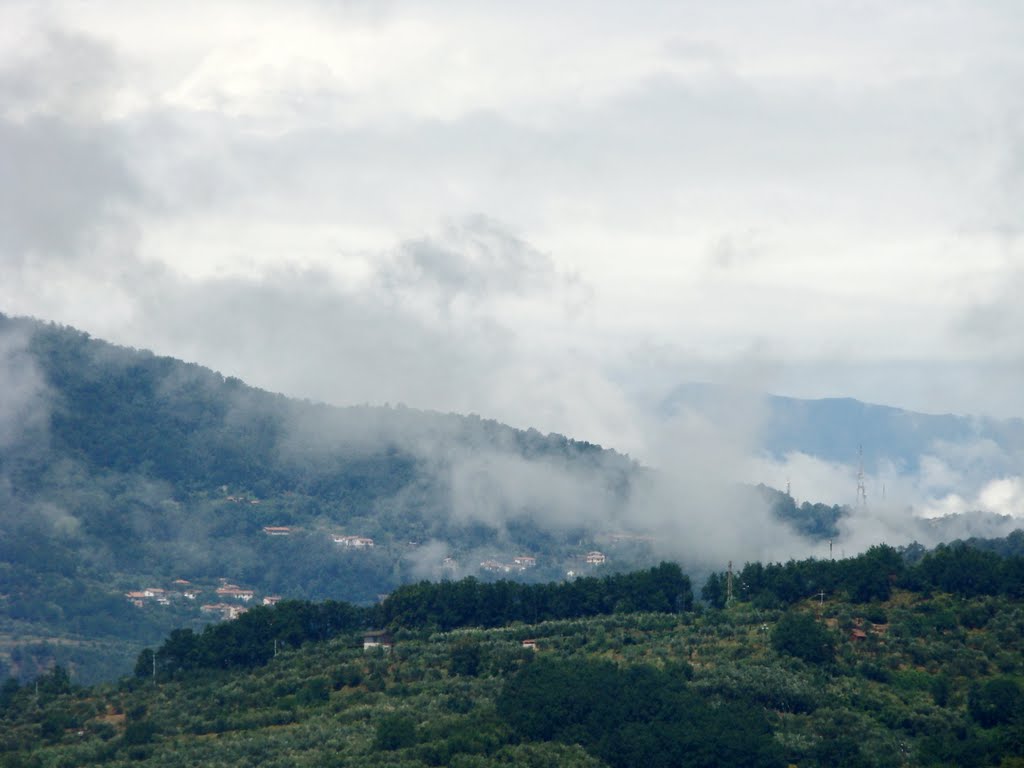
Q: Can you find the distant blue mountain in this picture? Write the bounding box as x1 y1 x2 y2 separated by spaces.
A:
661 382 1024 474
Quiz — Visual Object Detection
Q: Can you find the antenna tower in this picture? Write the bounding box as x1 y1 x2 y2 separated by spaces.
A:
856 445 868 508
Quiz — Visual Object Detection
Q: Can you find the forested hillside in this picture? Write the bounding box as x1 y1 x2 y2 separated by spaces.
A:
2 312 1021 686
0 313 637 682
4 553 1024 767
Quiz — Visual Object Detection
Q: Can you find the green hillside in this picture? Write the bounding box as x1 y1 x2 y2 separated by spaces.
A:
2 311 1019 693
0 313 641 683
3 558 1024 767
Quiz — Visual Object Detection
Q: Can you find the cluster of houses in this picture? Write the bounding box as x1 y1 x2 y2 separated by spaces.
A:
477 551 607 575
124 579 202 607
261 526 377 550
215 584 255 602
125 578 281 622
479 555 536 574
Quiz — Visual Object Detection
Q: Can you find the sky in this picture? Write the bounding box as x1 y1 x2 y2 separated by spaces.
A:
2 0 1023 469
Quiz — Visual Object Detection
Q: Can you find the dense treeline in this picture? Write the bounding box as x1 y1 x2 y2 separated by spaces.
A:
141 543 1024 678
758 483 846 540
702 542 1024 608
497 656 782 768
136 601 369 678
140 564 693 676
380 562 693 630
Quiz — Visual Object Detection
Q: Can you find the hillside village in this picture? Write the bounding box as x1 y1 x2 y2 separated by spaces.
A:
124 579 282 622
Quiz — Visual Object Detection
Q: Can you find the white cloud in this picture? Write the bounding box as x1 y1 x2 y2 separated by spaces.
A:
2 0 1023 466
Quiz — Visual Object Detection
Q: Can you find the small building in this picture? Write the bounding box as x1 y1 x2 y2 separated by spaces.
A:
521 639 538 651
363 630 394 652
332 535 375 548
513 556 536 569
201 603 247 621
480 560 512 573
216 586 255 602
263 595 282 606
263 526 291 536
585 551 606 565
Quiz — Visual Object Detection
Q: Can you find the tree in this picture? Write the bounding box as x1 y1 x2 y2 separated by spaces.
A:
771 611 835 664
134 649 154 679
449 640 482 677
969 677 1024 727
701 572 727 609
375 713 417 750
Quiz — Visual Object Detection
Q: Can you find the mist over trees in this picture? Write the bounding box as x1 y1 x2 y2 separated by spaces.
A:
2 312 1023 686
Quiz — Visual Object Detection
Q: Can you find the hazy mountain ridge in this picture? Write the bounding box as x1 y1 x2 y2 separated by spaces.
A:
1 312 1021 684
662 381 1024 473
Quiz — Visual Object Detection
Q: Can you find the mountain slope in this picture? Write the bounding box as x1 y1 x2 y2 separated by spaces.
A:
662 381 1024 473
659 382 1019 473
0 313 638 681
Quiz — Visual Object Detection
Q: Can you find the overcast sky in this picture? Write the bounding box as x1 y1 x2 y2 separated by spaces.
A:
2 0 1023 459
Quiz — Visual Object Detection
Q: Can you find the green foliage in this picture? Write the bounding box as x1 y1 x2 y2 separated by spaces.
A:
375 713 418 751
771 611 835 664
497 657 782 768
122 720 158 746
381 563 693 631
969 678 1024 728
3 590 1024 767
449 641 482 677
143 600 370 676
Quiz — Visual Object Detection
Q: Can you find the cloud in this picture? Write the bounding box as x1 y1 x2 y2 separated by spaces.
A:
955 263 1024 359
0 27 120 123
747 442 1024 555
1 3 1023 572
0 323 50 451
383 215 568 302
446 450 619 531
